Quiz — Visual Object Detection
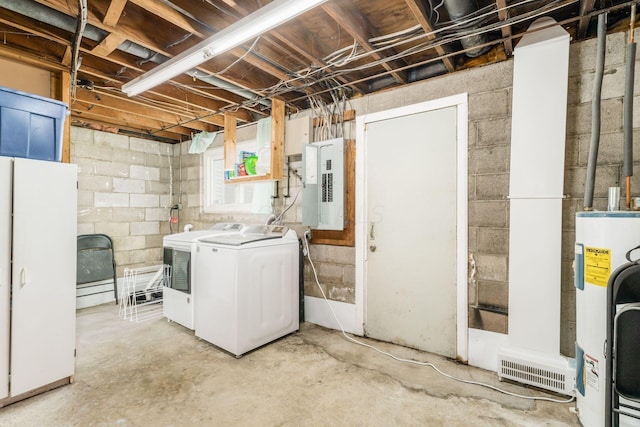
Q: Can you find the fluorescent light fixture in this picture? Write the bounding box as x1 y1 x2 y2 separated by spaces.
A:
122 0 327 97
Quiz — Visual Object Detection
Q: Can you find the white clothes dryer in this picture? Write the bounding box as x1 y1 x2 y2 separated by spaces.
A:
162 222 247 329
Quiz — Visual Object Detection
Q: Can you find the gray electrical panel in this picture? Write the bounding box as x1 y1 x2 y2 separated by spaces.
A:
302 138 344 230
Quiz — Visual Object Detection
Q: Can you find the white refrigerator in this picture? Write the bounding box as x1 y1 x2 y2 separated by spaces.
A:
0 156 77 403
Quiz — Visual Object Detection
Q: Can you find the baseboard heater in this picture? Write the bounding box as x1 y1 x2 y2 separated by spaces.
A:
498 347 575 395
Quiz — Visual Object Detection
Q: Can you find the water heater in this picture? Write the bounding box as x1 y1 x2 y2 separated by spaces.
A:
575 211 640 426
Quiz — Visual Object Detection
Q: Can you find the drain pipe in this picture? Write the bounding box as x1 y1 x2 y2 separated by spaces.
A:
1 0 270 107
442 0 490 58
584 13 607 210
624 5 636 209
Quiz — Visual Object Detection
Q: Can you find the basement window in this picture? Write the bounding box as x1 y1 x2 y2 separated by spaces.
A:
202 141 272 214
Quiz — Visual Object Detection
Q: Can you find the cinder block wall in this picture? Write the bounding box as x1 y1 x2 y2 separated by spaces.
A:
71 127 174 276
68 28 638 358
171 126 357 306
170 124 279 229
560 29 640 355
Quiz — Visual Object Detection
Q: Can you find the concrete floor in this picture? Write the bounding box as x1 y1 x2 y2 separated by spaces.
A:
1 304 580 426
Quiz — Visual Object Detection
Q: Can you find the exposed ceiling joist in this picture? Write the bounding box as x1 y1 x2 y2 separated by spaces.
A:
103 0 128 27
0 0 634 143
578 0 597 38
90 32 126 56
322 2 408 85
495 0 514 56
404 0 456 72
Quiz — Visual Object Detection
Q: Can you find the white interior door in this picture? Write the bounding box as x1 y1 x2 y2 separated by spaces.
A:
11 158 77 396
0 157 11 400
363 105 459 358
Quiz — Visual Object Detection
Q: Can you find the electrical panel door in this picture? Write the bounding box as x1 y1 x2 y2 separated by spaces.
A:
302 138 344 230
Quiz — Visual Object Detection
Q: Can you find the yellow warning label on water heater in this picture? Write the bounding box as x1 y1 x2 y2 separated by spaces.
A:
584 246 611 287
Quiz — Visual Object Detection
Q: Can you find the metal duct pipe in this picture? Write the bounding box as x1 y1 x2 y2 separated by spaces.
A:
368 61 449 92
366 75 397 92
624 5 636 209
442 0 490 58
2 0 269 107
1 0 106 41
584 13 607 210
185 71 270 107
408 62 449 82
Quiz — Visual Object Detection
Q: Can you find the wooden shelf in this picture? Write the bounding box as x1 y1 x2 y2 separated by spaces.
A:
225 174 275 183
224 97 284 184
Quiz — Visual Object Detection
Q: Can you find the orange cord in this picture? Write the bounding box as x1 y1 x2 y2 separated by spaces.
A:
628 5 636 210
627 176 632 210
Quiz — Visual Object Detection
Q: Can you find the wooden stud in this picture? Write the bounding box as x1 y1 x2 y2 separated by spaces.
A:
60 71 72 164
223 112 237 170
270 97 285 181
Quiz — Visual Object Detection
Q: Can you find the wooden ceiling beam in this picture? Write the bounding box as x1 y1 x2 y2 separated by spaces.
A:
128 0 312 97
0 10 258 118
79 81 226 128
64 21 269 119
206 0 365 95
31 0 163 53
103 0 128 27
71 101 194 137
578 0 596 38
76 66 233 127
404 0 456 72
18 0 263 114
61 46 73 67
267 32 366 95
94 65 262 121
0 42 67 72
128 0 207 37
322 2 408 84
73 88 216 133
77 48 262 118
29 0 269 109
0 14 69 47
495 0 513 57
70 115 184 141
90 33 127 57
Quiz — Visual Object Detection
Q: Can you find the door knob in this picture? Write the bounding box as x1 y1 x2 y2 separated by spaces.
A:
369 244 377 252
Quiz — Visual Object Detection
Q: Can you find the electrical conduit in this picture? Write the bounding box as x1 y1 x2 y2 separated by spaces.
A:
624 5 636 209
584 13 607 210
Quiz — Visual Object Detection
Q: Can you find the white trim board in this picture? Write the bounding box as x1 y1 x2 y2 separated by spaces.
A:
468 328 508 372
304 296 358 335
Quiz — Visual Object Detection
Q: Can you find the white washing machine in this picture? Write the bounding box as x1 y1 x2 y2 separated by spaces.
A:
162 222 247 329
194 225 299 357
